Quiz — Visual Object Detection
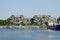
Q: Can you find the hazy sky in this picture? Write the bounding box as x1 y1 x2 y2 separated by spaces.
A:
0 0 60 19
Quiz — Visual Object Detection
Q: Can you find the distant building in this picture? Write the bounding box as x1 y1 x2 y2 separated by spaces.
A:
8 15 25 25
7 14 58 27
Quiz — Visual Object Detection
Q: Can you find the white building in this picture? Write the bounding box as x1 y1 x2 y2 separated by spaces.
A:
48 22 54 26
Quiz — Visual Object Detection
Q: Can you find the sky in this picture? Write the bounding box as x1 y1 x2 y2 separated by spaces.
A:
0 0 60 19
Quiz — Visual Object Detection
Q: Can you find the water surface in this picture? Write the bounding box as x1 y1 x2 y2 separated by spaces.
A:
0 29 60 40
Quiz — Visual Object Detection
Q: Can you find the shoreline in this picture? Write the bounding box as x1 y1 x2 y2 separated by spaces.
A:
0 25 47 29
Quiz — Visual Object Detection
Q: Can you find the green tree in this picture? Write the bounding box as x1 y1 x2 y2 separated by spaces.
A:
20 22 25 26
45 22 48 26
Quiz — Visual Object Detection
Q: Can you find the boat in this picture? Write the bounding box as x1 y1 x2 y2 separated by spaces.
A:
47 24 60 31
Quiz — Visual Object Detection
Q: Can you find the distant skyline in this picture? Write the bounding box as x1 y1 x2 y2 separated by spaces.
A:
0 0 60 19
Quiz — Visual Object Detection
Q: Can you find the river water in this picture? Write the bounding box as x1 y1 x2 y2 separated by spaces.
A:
0 29 60 40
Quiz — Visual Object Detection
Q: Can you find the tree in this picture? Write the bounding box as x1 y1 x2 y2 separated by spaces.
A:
0 20 14 26
45 22 48 26
57 17 60 24
20 22 25 26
